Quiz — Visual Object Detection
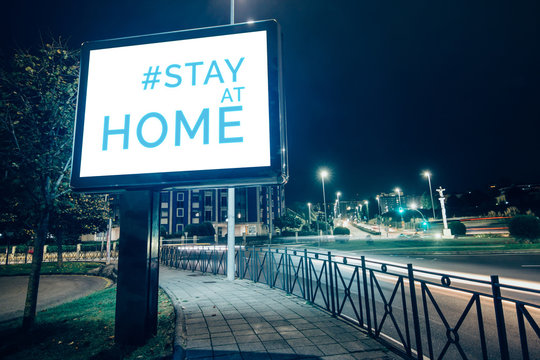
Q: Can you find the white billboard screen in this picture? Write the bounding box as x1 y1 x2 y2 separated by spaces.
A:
81 31 269 177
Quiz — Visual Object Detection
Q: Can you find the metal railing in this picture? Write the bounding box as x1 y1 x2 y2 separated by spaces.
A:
160 245 540 360
1 249 119 265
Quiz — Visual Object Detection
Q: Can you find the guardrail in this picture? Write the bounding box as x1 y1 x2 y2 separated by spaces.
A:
0 249 119 265
160 245 539 360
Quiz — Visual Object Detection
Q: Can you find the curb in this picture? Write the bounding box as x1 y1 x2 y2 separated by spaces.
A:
160 284 187 360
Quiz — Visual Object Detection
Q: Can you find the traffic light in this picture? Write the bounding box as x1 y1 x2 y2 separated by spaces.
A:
398 207 404 214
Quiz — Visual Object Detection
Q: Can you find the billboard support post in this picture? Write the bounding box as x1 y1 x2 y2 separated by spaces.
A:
227 188 235 280
115 190 160 345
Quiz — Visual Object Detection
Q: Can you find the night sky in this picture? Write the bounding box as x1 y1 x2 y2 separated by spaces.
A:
2 1 539 204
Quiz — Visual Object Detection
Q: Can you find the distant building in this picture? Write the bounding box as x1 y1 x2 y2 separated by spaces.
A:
159 186 285 237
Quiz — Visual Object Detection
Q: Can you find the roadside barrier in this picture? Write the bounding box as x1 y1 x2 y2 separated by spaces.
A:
0 248 118 264
160 245 540 360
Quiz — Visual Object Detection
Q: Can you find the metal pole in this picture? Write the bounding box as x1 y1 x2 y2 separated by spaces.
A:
491 275 510 360
106 218 112 264
407 264 423 359
322 177 328 233
227 188 235 281
427 174 436 219
230 0 234 24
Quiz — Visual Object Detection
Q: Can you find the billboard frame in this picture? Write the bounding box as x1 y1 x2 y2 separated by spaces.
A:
70 20 287 192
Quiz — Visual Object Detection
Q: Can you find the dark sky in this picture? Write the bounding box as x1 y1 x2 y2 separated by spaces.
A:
2 0 539 204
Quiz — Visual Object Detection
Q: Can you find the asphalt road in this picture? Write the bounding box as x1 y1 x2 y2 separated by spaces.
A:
343 252 540 283
0 275 110 322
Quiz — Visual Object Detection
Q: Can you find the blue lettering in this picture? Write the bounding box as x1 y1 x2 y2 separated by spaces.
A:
225 57 244 82
164 64 182 87
185 61 203 86
233 86 245 101
219 106 243 144
175 108 209 146
136 112 168 148
221 88 233 103
102 115 130 150
204 60 224 85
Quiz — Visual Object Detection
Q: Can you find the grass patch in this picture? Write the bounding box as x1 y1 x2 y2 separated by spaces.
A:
314 237 540 254
0 262 102 276
0 286 175 360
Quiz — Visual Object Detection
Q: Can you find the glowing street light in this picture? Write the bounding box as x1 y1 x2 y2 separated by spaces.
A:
394 187 402 207
423 171 436 219
408 202 429 230
336 191 342 218
395 188 404 228
364 200 369 221
319 169 329 233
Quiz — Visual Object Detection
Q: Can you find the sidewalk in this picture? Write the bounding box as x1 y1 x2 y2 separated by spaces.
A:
160 267 402 360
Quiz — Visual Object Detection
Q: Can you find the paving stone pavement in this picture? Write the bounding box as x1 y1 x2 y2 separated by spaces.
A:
160 266 403 360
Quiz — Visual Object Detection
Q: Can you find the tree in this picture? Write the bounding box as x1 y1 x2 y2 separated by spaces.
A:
273 212 303 233
50 193 109 266
185 222 215 237
448 222 466 236
0 39 79 330
509 215 540 243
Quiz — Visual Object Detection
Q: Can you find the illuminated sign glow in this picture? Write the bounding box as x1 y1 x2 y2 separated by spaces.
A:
71 20 287 191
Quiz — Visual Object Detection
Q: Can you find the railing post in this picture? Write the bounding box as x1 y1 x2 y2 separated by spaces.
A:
239 245 243 279
407 264 423 360
268 245 273 288
361 256 372 335
491 275 510 360
303 249 309 301
284 248 290 293
252 245 256 282
328 251 336 316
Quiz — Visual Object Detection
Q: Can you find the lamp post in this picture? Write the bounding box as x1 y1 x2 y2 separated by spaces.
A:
364 200 369 222
336 191 342 218
395 188 404 228
409 203 429 230
376 195 382 236
320 170 329 233
423 171 436 219
307 203 312 225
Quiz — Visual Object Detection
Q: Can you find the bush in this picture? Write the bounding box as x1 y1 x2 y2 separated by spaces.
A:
448 222 466 236
185 222 215 237
333 226 350 235
509 215 540 242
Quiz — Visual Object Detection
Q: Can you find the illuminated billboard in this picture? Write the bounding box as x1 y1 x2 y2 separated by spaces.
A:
71 20 287 191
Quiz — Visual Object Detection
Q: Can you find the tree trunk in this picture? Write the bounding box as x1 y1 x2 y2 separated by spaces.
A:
56 232 63 268
22 209 49 331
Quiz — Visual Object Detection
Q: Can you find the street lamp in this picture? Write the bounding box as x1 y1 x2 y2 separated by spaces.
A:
409 203 429 229
423 171 436 219
394 187 402 207
336 191 342 218
320 169 329 233
364 200 369 221
395 188 404 228
376 195 383 236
